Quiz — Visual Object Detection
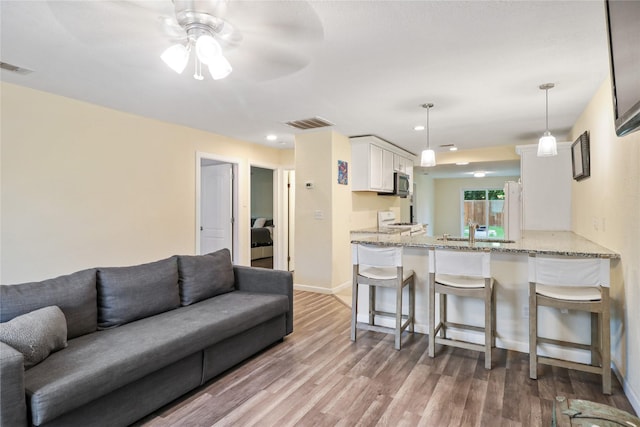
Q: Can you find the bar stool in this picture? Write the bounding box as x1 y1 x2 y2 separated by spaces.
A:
428 248 495 369
351 244 415 350
528 254 611 394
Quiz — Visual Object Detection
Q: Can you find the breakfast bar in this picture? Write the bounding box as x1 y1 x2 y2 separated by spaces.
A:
350 230 620 363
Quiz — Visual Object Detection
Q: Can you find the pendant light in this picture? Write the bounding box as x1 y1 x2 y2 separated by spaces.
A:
537 83 557 157
420 103 436 167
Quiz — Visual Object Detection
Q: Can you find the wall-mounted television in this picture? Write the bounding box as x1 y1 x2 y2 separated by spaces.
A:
605 0 640 137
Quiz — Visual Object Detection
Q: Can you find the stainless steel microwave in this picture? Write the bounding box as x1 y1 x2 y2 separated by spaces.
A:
393 172 410 197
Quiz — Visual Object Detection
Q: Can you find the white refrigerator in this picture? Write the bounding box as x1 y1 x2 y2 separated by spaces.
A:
502 181 522 241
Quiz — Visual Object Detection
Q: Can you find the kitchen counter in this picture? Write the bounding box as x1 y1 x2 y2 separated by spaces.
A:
351 230 620 258
349 230 620 364
350 226 407 235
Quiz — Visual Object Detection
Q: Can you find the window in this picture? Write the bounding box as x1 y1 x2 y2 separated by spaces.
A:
461 189 505 238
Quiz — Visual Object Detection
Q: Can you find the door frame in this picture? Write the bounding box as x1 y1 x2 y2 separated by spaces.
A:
195 152 240 262
249 160 287 270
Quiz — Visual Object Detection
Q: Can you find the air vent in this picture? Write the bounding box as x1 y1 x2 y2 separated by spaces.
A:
439 144 455 148
284 116 334 130
0 62 33 75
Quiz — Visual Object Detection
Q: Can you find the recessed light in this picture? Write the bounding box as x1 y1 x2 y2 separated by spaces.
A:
473 171 486 178
414 125 425 131
456 162 469 166
449 146 458 151
266 134 277 141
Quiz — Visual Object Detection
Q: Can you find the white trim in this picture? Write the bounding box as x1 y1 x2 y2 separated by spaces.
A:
515 141 572 155
249 160 285 270
294 283 334 295
612 363 640 415
195 152 241 263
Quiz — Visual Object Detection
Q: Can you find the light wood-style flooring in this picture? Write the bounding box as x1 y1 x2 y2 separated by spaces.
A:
135 291 635 426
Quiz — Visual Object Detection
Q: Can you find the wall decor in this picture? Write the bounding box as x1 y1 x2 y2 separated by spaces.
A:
571 131 590 181
337 160 348 185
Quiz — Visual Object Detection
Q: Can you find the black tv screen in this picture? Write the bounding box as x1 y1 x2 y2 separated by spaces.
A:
605 0 640 137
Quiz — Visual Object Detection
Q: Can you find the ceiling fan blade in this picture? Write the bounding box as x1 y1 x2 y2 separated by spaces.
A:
227 40 311 82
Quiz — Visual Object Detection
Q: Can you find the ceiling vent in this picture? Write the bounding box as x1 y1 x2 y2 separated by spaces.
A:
439 143 455 148
0 62 34 75
284 116 334 130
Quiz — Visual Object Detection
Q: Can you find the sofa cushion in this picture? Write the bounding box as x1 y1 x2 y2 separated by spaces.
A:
97 257 179 329
0 269 97 339
177 249 235 306
24 291 289 425
0 306 68 369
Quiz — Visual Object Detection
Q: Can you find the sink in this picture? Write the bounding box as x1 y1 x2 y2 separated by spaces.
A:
436 236 516 243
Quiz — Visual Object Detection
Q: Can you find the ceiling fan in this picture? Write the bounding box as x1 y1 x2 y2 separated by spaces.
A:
159 0 324 82
161 0 238 80
46 0 324 83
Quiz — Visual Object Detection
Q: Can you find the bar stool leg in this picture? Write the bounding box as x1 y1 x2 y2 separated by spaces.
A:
491 282 497 348
409 278 415 333
395 279 402 350
440 293 447 339
369 285 376 326
351 266 358 342
484 278 492 369
602 287 611 394
428 272 435 358
529 282 538 379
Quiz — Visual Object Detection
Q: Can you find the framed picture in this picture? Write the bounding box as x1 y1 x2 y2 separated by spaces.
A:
571 131 590 181
337 160 348 185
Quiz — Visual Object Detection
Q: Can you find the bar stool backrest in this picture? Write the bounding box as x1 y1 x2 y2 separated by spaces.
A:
428 248 491 278
352 244 403 269
529 256 610 288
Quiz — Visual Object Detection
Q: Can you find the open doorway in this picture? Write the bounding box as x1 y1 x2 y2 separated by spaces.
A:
196 153 238 262
250 166 275 268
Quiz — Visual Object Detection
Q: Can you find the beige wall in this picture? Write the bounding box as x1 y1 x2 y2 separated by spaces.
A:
1 83 290 283
351 192 407 229
294 130 353 292
570 78 640 408
414 172 435 235
433 176 520 237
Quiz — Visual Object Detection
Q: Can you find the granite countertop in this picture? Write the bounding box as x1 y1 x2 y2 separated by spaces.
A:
350 230 620 259
351 227 408 235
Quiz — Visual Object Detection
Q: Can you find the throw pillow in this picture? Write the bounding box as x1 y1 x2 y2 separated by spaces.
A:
97 257 180 329
177 248 235 306
0 268 98 339
0 306 68 369
252 218 266 228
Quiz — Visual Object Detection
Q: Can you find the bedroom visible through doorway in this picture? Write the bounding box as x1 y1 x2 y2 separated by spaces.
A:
250 166 274 269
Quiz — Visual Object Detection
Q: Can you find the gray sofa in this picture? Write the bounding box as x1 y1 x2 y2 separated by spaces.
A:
0 249 293 427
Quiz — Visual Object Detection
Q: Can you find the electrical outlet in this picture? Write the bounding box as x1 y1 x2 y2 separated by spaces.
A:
560 308 569 314
522 305 529 318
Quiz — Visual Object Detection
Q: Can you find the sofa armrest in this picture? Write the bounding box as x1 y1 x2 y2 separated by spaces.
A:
233 266 293 335
0 342 28 427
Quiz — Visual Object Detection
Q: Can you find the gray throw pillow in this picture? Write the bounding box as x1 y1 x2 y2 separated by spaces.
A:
0 306 68 369
97 257 180 329
177 248 235 306
0 269 97 339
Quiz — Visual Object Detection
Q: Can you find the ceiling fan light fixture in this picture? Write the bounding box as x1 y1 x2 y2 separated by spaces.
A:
195 35 222 65
161 44 189 74
207 55 232 80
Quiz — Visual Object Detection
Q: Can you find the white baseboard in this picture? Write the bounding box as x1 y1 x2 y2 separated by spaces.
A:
612 363 640 415
294 281 351 295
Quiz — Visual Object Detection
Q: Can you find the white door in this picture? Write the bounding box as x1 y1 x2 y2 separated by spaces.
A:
201 163 233 255
288 170 295 271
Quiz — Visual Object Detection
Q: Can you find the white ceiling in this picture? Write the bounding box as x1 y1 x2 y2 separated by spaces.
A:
0 1 610 169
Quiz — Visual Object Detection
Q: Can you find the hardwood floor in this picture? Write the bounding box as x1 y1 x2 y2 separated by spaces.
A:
135 291 635 427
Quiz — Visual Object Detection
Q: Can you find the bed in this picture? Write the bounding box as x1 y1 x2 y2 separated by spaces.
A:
251 218 274 260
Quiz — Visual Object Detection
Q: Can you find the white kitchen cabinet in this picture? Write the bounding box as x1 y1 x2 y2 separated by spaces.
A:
351 137 394 192
350 135 415 193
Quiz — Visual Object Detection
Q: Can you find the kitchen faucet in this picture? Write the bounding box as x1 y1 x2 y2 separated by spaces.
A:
468 221 478 244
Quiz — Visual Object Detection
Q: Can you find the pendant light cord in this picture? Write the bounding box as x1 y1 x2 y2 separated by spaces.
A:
426 106 430 150
545 87 549 132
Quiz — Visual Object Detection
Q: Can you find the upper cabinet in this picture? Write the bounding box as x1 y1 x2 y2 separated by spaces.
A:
350 135 415 193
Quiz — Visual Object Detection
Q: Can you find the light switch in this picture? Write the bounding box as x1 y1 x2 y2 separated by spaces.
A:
314 210 324 220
